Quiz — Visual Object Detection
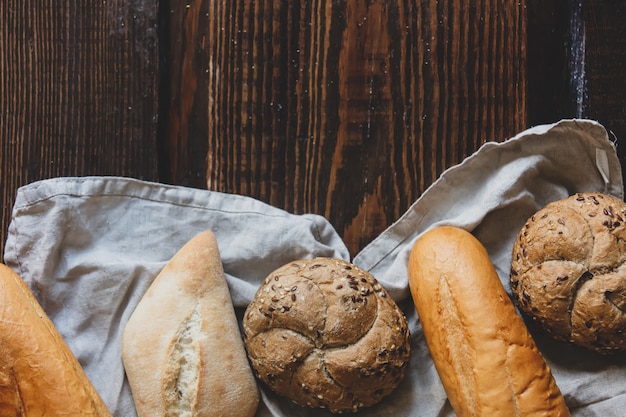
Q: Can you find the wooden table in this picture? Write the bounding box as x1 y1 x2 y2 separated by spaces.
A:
2 1 625 260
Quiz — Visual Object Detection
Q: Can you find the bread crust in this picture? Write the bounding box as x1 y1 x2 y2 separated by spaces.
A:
243 257 410 413
409 226 570 417
0 263 112 416
510 192 626 353
122 230 259 417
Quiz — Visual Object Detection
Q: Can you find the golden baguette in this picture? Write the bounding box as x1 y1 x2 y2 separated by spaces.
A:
0 263 112 416
408 226 570 417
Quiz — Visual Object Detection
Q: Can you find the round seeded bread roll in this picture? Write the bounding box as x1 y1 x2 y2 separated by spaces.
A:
242 257 411 413
510 192 626 353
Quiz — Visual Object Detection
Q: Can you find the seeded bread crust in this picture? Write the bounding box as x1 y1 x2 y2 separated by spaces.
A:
510 192 626 353
242 257 410 413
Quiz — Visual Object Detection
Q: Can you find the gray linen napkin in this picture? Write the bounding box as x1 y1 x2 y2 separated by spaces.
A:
4 119 625 416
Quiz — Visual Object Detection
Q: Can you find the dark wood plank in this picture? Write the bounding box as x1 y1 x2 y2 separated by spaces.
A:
582 1 626 176
526 0 582 125
527 0 626 187
164 0 528 256
10 1 609 260
0 0 160 260
158 0 211 189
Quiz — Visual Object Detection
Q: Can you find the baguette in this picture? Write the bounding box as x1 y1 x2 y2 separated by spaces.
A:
0 263 112 416
122 230 259 417
408 226 570 416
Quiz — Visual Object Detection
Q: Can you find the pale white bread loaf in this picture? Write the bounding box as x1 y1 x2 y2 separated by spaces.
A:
0 263 112 416
408 226 570 417
121 230 259 417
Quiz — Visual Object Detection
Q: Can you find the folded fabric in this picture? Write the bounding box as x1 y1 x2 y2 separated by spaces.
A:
4 119 625 416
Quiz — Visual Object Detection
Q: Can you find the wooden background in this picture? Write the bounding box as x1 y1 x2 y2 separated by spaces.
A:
1 0 625 259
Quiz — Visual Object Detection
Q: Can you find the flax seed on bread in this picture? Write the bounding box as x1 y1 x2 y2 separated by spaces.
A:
242 257 410 413
510 192 626 353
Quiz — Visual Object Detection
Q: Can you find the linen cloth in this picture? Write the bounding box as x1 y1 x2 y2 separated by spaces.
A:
4 119 626 416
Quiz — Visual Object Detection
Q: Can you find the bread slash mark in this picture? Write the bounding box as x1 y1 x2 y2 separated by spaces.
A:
162 305 202 417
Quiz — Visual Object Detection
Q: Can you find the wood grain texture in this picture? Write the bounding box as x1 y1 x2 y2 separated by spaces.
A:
0 0 160 259
582 1 626 176
10 2 619 260
526 0 581 124
164 0 527 256
526 1 626 189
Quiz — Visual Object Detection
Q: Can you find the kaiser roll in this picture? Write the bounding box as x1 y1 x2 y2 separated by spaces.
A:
242 257 410 413
510 192 626 353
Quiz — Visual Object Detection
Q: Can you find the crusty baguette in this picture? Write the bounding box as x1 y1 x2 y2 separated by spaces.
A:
0 263 112 416
408 226 570 417
122 230 259 417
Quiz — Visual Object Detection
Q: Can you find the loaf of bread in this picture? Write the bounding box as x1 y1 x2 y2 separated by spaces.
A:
122 230 259 417
0 263 112 416
510 192 626 353
243 257 410 413
408 226 570 417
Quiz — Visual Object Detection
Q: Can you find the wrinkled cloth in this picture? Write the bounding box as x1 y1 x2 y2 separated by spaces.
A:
4 119 626 416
